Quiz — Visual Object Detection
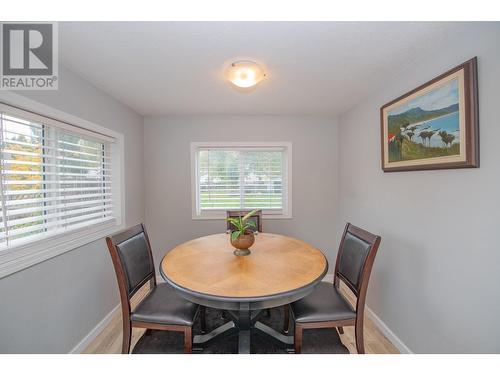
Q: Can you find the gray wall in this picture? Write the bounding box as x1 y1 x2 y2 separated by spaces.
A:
144 115 339 267
0 66 145 353
337 23 500 353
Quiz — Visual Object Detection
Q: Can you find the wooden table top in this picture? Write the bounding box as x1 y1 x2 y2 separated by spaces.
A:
160 233 328 299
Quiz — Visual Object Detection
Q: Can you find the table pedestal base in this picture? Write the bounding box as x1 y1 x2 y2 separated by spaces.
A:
192 307 294 354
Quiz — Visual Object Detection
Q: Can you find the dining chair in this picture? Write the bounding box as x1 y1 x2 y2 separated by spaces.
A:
285 223 381 354
106 223 206 354
226 209 263 232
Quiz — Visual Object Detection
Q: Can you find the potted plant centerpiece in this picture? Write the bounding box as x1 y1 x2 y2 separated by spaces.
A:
226 209 259 256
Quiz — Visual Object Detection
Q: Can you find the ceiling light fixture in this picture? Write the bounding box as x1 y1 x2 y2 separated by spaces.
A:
225 60 266 89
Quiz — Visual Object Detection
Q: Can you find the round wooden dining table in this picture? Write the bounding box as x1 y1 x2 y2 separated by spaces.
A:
160 232 328 354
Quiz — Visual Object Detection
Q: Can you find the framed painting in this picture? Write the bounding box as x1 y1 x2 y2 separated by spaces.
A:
381 57 479 172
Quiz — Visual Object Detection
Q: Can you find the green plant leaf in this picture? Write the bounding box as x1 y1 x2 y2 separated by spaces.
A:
242 209 259 222
243 223 256 232
226 218 241 229
231 231 241 242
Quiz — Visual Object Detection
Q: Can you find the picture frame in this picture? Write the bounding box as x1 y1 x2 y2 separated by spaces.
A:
380 57 479 172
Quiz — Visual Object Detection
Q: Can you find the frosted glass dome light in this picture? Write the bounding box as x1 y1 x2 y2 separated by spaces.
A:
225 61 266 88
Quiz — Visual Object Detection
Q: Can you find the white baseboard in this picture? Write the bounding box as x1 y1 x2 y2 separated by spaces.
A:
322 273 334 283
69 304 120 354
364 306 412 354
70 278 165 353
321 273 412 354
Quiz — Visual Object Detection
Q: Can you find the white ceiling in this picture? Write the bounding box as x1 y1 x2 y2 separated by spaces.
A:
59 22 472 116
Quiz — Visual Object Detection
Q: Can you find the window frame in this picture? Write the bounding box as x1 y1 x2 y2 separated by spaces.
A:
191 141 292 220
0 94 125 279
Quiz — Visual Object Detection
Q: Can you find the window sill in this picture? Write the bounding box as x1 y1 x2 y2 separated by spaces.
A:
0 220 123 279
192 214 293 220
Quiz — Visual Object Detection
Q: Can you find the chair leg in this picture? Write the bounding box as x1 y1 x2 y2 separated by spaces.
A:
122 319 132 354
294 323 303 354
184 326 193 354
337 326 344 334
355 320 365 354
283 305 290 334
200 306 207 333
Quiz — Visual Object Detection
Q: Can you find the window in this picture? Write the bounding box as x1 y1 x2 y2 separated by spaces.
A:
191 142 292 219
0 102 122 276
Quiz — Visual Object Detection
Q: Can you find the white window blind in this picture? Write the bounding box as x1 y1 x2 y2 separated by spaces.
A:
192 143 291 218
0 106 116 250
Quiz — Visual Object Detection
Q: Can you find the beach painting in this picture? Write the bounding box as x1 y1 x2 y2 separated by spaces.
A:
381 58 479 172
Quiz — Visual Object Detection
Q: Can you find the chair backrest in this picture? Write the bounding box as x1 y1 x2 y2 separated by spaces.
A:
226 210 263 232
106 224 156 304
334 223 381 302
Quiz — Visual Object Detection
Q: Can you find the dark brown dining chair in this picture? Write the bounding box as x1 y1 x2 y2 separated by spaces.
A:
226 209 263 232
106 223 206 354
286 223 381 354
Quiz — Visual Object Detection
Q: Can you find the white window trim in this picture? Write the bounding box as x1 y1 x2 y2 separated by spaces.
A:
0 91 125 279
190 141 292 220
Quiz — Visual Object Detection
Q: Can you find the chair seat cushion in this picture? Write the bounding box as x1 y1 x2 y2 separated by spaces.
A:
291 282 356 323
131 283 198 326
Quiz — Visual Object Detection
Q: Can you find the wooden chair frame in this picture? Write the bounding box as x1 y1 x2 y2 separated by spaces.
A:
106 223 205 354
291 223 381 354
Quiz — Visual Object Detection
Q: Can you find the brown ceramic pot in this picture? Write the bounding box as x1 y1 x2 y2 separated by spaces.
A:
230 231 255 256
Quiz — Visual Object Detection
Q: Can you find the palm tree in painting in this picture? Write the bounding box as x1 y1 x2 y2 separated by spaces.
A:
426 129 439 147
419 131 429 146
446 133 455 147
438 131 448 147
438 130 456 148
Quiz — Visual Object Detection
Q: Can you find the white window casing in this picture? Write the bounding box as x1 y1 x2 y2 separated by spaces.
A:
191 142 292 220
0 99 124 279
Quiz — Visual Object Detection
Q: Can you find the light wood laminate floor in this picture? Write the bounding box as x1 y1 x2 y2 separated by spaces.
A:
83 283 399 354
